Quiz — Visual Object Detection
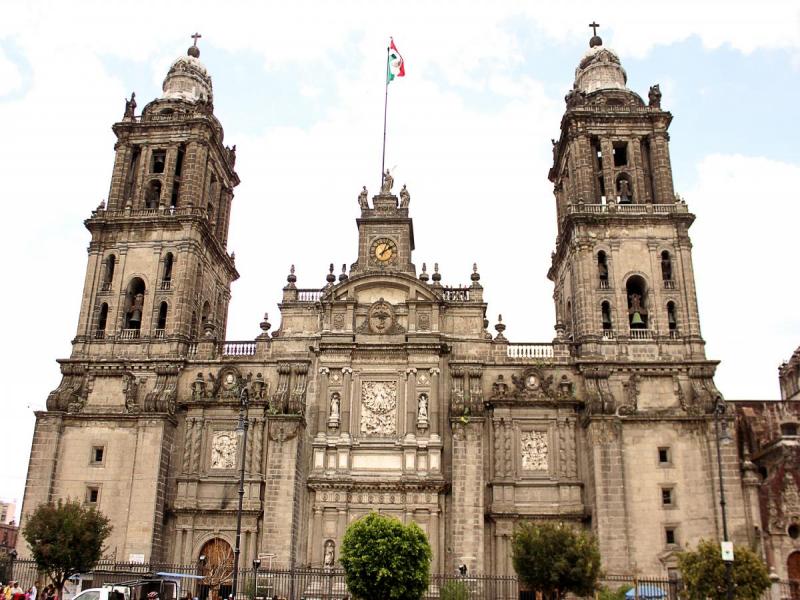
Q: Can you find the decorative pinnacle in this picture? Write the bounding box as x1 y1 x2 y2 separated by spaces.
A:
431 262 442 284
588 21 602 48
260 313 271 332
287 264 297 284
326 263 336 284
339 263 349 282
495 314 507 340
188 32 202 57
471 262 481 282
419 262 429 283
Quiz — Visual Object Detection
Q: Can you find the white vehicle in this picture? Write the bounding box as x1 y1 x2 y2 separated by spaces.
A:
71 587 130 600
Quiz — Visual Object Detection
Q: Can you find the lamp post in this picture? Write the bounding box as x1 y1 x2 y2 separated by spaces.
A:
713 396 734 600
231 383 250 599
251 559 260 600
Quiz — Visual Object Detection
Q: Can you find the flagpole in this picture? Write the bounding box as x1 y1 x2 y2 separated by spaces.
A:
381 43 390 187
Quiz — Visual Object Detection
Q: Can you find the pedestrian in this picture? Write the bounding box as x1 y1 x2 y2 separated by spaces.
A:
29 582 38 600
10 581 24 600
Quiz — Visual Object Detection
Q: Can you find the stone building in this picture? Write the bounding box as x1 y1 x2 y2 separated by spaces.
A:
16 32 797 582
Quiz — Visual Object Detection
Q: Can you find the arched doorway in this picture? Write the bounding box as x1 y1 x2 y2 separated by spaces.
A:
789 551 800 600
199 538 233 600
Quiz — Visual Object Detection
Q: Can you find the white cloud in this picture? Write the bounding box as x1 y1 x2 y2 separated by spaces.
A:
0 48 23 96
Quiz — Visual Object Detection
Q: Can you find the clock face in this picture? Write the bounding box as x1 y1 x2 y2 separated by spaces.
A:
371 238 397 263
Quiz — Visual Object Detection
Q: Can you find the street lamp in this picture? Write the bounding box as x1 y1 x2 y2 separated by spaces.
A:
252 559 261 600
231 382 250 599
713 396 734 600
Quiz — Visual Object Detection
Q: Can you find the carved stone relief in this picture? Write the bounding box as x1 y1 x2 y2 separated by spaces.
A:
418 311 430 331
333 312 345 330
360 381 397 437
357 299 405 334
520 430 549 471
210 431 238 469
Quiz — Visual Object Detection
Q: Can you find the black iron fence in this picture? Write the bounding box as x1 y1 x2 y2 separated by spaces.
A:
5 559 797 600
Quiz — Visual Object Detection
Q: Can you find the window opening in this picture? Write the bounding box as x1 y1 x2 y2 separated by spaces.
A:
96 303 109 338
658 447 671 464
124 278 146 330
175 145 185 177
146 180 162 209
151 150 166 174
598 251 609 286
91 446 104 464
616 173 633 204
157 301 168 330
626 275 648 329
613 141 628 167
661 251 673 281
665 528 676 545
601 301 613 331
667 301 678 331
661 487 674 506
162 253 174 284
86 486 99 504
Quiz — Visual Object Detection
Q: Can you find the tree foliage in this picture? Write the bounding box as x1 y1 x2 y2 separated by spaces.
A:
677 539 770 600
22 499 112 599
439 580 471 600
511 521 601 599
339 512 431 600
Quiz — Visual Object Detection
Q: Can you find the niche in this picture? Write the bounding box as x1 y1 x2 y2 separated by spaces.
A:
626 275 648 329
124 278 146 330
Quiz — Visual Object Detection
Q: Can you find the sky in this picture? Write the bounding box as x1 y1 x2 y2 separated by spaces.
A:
1 0 799 519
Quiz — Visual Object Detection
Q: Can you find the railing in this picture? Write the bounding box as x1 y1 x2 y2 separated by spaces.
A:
119 328 140 340
599 279 610 289
160 280 172 290
92 206 209 219
668 330 680 340
187 342 197 356
629 329 653 340
602 329 615 340
153 329 166 339
507 343 554 359
442 287 471 302
100 281 112 291
663 279 675 289
297 288 324 302
94 330 106 340
222 341 257 356
567 202 688 216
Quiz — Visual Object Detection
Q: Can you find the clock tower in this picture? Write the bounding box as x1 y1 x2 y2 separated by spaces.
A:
349 177 415 276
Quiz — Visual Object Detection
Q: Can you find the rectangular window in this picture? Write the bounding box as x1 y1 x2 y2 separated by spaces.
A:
661 487 674 506
86 486 99 504
658 447 671 465
151 150 166 174
665 527 676 545
91 446 105 465
613 141 628 166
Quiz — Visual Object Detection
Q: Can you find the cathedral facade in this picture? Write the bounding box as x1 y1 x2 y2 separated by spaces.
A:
17 33 800 583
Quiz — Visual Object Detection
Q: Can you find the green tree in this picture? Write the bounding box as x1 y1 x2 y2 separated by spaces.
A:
22 499 112 600
677 539 770 600
439 580 471 600
511 521 601 599
339 512 431 600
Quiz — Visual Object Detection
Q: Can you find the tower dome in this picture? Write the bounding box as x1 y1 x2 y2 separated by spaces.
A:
573 37 628 94
161 41 213 104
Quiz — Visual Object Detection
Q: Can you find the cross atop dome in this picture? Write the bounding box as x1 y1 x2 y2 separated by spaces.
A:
588 21 603 48
188 32 202 58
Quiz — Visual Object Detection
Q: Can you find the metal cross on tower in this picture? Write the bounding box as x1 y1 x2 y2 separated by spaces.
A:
589 22 600 36
191 32 202 47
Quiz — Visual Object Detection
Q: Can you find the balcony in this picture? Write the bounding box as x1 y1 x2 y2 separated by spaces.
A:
506 343 554 359
153 329 166 339
628 329 653 340
94 330 105 340
160 280 172 291
221 341 257 356
120 329 140 340
663 280 675 290
601 329 615 340
599 279 610 290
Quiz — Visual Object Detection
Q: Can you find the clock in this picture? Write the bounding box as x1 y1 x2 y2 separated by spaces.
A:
371 238 397 263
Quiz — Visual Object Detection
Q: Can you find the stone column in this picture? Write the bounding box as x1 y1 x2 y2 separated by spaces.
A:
429 368 441 434
406 368 418 434
600 138 616 203
450 419 485 574
651 132 675 203
317 367 330 436
341 368 353 435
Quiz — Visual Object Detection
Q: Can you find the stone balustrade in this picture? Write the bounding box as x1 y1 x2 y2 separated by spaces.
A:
567 202 688 216
506 343 554 359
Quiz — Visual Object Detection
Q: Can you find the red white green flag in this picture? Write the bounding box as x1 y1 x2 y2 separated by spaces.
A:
387 38 405 83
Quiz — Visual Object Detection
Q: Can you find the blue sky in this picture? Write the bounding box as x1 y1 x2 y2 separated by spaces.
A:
1 0 799 517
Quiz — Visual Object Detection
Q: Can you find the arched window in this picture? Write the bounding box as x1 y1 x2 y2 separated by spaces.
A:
96 303 108 339
124 277 146 333
597 251 609 288
667 301 678 332
161 253 174 289
601 301 613 334
661 251 674 288
145 180 162 209
190 311 198 339
155 302 168 338
102 255 116 290
626 275 648 329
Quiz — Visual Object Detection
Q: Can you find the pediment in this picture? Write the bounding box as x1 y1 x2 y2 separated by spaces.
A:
326 272 439 305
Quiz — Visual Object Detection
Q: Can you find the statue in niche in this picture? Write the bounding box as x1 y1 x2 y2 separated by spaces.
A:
358 186 369 209
648 84 662 108
192 373 207 400
323 540 335 569
618 178 631 203
381 169 394 194
399 184 410 207
330 392 341 419
124 92 136 118
418 393 429 425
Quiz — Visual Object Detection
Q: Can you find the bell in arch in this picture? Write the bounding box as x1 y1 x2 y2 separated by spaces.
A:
630 311 645 327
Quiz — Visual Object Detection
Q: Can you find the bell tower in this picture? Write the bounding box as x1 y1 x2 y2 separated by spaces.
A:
72 38 239 358
548 28 706 361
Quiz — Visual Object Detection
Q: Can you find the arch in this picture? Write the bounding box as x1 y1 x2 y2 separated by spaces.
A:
788 551 800 582
601 300 613 331
616 172 633 204
103 254 116 289
145 180 162 209
156 301 168 333
625 274 648 329
597 250 609 287
124 277 146 330
201 300 212 324
198 537 234 600
96 303 108 338
666 300 677 331
162 252 174 288
661 250 673 282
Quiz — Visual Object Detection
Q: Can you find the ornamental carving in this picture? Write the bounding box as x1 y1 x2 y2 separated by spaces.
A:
521 430 549 471
210 431 238 469
357 299 405 334
360 381 397 437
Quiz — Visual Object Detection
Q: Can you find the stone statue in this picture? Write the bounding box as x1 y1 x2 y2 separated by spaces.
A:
192 373 207 401
323 540 335 568
618 178 631 203
358 186 369 209
330 392 340 419
418 394 428 421
629 293 643 312
124 92 137 118
399 184 410 207
648 84 662 108
226 144 237 166
381 169 394 194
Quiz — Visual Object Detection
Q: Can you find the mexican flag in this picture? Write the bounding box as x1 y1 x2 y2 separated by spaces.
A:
387 38 405 83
